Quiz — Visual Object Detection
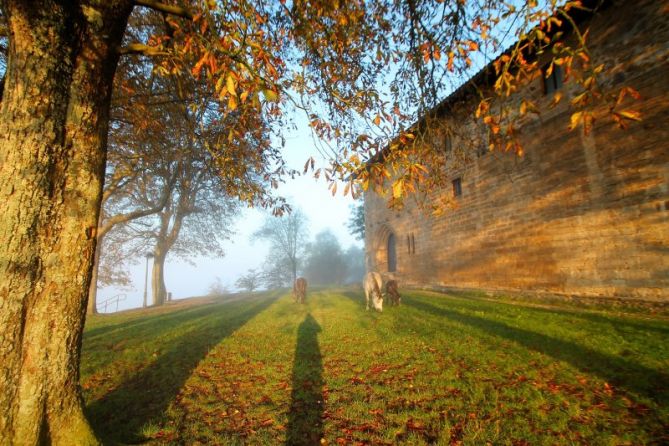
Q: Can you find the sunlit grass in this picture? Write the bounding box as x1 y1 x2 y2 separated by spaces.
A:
82 288 669 445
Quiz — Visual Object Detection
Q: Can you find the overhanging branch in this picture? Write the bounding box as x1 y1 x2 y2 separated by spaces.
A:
134 0 193 20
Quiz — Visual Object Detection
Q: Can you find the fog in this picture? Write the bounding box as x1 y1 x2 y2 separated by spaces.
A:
95 120 363 313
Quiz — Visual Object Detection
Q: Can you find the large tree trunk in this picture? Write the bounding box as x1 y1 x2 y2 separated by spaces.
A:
0 2 132 444
151 208 185 307
151 249 168 306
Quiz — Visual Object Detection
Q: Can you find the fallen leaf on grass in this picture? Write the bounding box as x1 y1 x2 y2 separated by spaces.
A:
259 418 274 427
406 418 425 431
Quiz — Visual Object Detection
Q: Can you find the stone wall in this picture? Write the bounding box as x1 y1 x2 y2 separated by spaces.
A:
364 0 669 301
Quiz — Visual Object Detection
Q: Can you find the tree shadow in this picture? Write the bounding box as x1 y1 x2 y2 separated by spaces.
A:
340 290 364 309
442 292 669 337
405 298 669 403
286 313 325 446
85 294 279 444
84 303 237 347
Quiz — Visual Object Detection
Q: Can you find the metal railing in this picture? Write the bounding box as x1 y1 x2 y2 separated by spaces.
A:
97 293 127 313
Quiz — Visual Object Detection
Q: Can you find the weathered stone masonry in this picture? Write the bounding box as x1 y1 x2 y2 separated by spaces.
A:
364 0 669 301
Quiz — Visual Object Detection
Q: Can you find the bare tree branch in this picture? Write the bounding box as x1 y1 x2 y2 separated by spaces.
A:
134 0 193 20
98 170 178 238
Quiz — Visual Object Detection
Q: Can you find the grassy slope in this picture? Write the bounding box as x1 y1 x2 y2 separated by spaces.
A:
82 289 669 445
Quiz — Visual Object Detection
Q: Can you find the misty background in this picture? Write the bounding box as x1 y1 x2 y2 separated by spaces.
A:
95 117 365 313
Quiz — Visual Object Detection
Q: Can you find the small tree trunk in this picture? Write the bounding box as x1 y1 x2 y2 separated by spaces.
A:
87 233 104 315
151 250 168 306
0 2 132 443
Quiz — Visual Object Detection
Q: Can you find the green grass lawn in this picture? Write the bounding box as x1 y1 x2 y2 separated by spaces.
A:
81 289 669 445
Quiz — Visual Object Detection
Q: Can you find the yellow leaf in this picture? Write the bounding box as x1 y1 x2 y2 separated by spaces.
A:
228 95 238 111
226 74 236 97
617 110 642 121
570 92 587 107
569 111 583 130
263 89 279 102
392 179 404 199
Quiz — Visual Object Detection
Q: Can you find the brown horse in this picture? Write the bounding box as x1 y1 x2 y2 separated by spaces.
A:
386 280 401 306
293 277 307 304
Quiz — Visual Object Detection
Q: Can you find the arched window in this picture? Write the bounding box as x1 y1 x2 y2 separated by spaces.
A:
387 233 397 272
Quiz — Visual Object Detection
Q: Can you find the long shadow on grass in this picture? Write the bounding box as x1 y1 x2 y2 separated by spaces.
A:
86 294 279 444
405 298 669 403
341 291 365 309
448 293 669 337
286 313 325 446
84 302 238 341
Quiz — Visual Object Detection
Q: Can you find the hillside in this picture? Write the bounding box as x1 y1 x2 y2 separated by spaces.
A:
82 288 669 445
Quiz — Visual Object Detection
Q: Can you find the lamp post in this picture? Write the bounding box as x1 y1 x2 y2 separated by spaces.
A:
143 252 154 308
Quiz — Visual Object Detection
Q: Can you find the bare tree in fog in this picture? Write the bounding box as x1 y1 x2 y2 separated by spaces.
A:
254 210 309 286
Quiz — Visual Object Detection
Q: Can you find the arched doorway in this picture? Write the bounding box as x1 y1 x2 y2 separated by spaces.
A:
387 233 397 272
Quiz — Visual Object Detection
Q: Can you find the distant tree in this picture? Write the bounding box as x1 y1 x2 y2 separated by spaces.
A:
347 203 365 241
235 269 261 293
254 210 309 285
343 245 365 284
208 277 230 297
260 250 294 290
304 230 348 285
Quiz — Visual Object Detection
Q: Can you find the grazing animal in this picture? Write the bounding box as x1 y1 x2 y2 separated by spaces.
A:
363 272 384 312
293 277 307 304
386 280 401 306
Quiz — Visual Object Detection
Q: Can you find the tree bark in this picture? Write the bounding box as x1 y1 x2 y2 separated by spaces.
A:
0 2 132 443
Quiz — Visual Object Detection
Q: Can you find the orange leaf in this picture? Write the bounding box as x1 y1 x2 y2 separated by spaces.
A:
569 111 583 130
616 110 642 121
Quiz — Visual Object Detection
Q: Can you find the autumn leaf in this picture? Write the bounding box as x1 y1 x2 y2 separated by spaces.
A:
228 95 238 111
569 111 583 130
392 179 404 199
226 74 236 97
263 89 279 102
615 110 642 121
